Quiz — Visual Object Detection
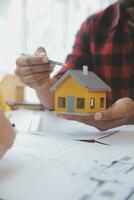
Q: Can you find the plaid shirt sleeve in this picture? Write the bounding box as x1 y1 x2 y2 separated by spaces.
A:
54 17 94 80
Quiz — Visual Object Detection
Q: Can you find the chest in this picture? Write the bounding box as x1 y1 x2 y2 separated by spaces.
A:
89 25 134 69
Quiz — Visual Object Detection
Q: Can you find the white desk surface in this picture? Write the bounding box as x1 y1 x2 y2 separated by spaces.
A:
0 109 134 200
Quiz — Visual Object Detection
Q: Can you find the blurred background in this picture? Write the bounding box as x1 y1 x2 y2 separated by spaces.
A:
0 0 116 102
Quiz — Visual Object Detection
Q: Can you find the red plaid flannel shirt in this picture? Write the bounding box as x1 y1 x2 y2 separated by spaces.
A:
55 2 134 107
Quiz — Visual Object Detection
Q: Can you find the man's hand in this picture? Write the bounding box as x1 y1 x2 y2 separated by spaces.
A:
0 110 16 158
15 47 54 89
58 98 134 131
15 46 55 110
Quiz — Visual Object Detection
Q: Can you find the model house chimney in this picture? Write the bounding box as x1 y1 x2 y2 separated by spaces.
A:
83 65 88 75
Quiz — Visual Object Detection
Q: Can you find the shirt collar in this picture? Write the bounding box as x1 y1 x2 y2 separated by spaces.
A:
110 3 121 31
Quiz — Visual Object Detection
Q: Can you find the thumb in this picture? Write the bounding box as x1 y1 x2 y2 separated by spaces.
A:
35 46 46 56
35 46 49 64
94 104 121 121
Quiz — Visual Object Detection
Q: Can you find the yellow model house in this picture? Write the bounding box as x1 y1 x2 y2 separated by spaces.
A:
0 74 24 103
50 67 111 114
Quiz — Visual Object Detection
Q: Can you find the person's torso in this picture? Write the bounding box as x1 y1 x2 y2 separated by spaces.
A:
86 4 134 106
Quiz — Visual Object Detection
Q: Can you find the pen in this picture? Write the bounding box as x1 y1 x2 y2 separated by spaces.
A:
21 53 64 66
49 60 64 66
76 139 111 146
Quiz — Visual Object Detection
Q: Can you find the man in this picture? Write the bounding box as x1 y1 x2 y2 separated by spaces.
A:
15 0 134 131
0 110 15 158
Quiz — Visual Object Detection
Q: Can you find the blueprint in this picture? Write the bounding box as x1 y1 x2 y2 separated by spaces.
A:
76 155 134 200
1 109 134 200
0 134 134 200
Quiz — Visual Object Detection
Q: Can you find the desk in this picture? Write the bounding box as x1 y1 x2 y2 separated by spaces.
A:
0 109 134 200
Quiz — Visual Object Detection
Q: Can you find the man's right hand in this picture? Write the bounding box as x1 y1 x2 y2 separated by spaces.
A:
15 47 55 110
15 47 53 89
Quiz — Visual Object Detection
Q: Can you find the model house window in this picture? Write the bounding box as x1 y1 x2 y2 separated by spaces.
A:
77 98 85 109
58 97 66 108
90 98 95 109
100 97 105 108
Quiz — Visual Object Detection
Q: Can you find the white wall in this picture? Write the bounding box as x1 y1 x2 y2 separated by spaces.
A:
0 0 116 102
0 0 116 72
26 0 116 61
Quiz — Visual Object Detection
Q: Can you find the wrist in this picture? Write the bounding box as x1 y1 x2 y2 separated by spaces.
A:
35 78 51 91
35 78 54 110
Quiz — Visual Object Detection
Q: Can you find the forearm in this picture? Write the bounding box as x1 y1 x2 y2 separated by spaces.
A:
35 78 55 110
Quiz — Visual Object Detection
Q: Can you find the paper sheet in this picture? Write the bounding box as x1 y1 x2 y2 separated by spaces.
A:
0 139 134 200
1 110 134 200
100 125 134 146
0 133 77 182
10 109 125 140
10 109 43 132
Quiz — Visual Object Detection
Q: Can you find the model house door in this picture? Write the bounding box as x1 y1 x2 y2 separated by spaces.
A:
68 96 74 112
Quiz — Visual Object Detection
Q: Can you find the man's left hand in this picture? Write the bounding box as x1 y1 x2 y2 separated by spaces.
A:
58 98 134 131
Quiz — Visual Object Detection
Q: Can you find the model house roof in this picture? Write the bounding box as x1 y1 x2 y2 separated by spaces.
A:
50 70 111 92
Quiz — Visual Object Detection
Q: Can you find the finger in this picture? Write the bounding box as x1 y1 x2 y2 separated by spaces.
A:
94 105 123 121
25 78 49 88
86 117 126 131
21 72 50 84
35 47 46 56
58 114 93 125
95 118 126 131
94 98 134 121
50 63 55 72
16 55 46 66
58 113 125 131
58 114 120 131
35 47 50 65
16 65 51 76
